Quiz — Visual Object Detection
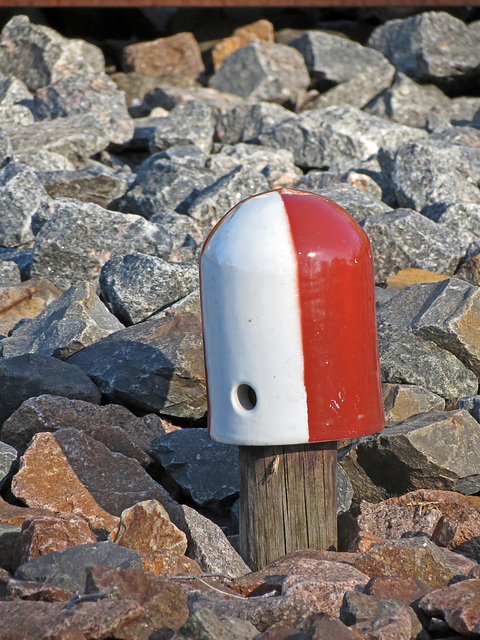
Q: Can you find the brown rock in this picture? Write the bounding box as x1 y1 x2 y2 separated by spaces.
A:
0 279 61 336
110 500 187 555
13 514 96 570
386 489 480 515
140 549 202 576
123 33 204 80
281 560 370 616
307 615 366 639
418 579 480 636
0 496 54 526
456 253 480 286
382 383 445 423
354 538 475 588
11 429 174 533
259 623 300 639
355 499 443 541
0 393 162 455
230 549 358 597
6 578 74 602
348 531 387 553
212 20 274 71
353 606 412 640
0 599 143 640
365 575 433 606
386 268 449 291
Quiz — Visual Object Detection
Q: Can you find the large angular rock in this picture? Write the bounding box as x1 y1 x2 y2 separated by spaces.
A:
418 579 480 636
424 201 480 250
212 19 274 71
0 354 100 426
340 591 415 640
361 209 464 282
33 73 134 145
100 253 198 325
341 410 480 504
1 281 123 360
15 540 142 592
151 100 214 154
11 428 173 531
291 30 394 90
68 310 206 420
215 101 292 145
0 162 49 248
0 15 104 91
0 279 61 337
367 11 480 90
383 383 445 423
30 198 173 290
377 324 478 402
172 608 258 640
209 40 310 104
149 428 239 512
378 278 480 377
0 394 163 455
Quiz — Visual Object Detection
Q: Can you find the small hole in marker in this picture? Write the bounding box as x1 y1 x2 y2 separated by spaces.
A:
236 384 257 411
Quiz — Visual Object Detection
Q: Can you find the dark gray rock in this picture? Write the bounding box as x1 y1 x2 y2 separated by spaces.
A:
33 73 133 146
150 210 203 249
150 100 214 154
0 260 20 286
337 463 354 516
209 40 310 105
0 354 101 425
184 165 269 234
37 164 129 209
100 253 199 325
171 607 258 640
365 72 452 128
456 395 480 423
7 114 112 162
112 155 221 220
291 29 394 90
340 591 417 640
377 324 478 402
215 101 292 145
361 209 464 282
367 11 480 90
295 181 392 222
30 198 173 290
423 201 480 251
0 523 21 572
0 248 33 280
0 15 104 91
14 540 142 592
375 286 398 308
155 144 208 169
378 278 480 378
125 114 172 151
149 428 238 512
341 410 480 503
1 281 124 360
0 162 49 248
68 310 206 421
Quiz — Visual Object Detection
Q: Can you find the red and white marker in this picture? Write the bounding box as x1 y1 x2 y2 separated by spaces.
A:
200 188 384 446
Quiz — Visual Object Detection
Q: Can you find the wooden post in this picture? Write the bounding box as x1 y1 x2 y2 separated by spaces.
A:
239 441 337 571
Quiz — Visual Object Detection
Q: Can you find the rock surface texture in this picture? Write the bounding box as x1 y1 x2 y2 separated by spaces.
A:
1 8 480 640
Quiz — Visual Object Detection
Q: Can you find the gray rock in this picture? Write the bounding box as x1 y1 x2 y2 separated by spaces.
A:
256 105 425 171
295 181 392 222
171 608 258 640
100 253 199 325
383 383 445 423
125 114 170 151
337 463 354 516
209 40 310 105
0 260 20 286
33 73 133 146
361 209 464 282
68 310 206 421
155 144 209 169
174 504 249 577
377 324 478 402
6 114 112 162
379 278 480 377
150 100 214 154
112 155 221 220
14 540 142 592
375 286 398 308
30 198 173 290
340 591 415 640
423 201 480 250
215 101 292 145
149 428 238 512
341 410 480 503
456 395 480 423
0 75 34 127
0 248 33 280
150 210 203 248
291 29 394 90
0 15 105 91
1 281 124 360
185 165 269 234
0 523 21 573
0 442 17 488
367 11 480 90
210 143 302 189
0 354 101 426
13 149 75 173
365 72 452 128
0 162 49 248
383 139 480 214
37 164 129 209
